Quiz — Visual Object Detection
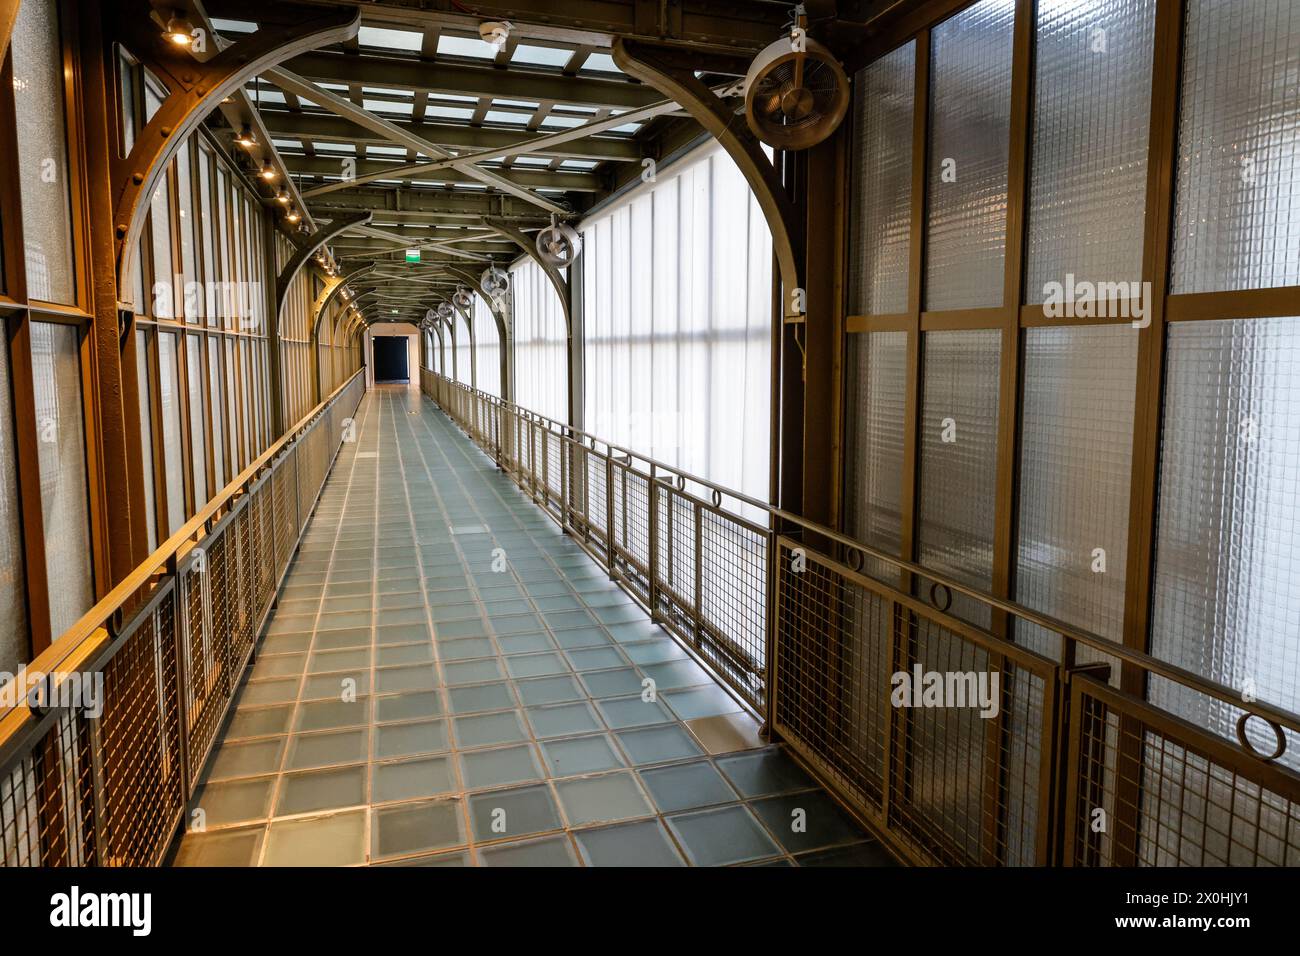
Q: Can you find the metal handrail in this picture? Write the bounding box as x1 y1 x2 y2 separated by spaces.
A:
0 368 366 742
426 371 1300 742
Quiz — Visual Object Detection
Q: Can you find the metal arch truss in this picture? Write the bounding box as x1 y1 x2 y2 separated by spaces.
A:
274 211 374 328
106 0 361 295
612 38 805 321
483 216 572 336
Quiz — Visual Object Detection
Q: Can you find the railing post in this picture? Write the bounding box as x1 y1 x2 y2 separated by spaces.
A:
606 455 616 578
648 465 660 622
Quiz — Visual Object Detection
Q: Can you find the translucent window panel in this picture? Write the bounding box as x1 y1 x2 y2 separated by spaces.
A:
0 338 31 671
225 338 242 473
924 0 1014 312
30 323 93 637
176 148 199 321
158 333 185 533
135 330 158 553
11 0 77 305
849 41 915 316
1015 325 1137 660
510 258 568 423
843 331 908 580
474 295 501 397
198 146 217 324
1025 0 1156 302
1171 0 1300 294
454 310 473 385
916 330 1001 627
1149 318 1300 764
149 176 175 318
186 335 208 510
578 145 772 501
207 338 225 490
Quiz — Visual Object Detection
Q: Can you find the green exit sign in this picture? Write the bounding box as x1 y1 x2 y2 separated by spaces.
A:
405 248 421 263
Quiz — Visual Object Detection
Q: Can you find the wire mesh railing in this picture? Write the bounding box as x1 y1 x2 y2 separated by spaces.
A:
0 370 365 867
423 370 1300 867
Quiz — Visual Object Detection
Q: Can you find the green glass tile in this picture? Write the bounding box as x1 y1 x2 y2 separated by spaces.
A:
555 771 653 826
525 702 602 738
614 725 704 765
639 759 738 813
716 748 814 798
454 710 528 748
276 765 365 815
665 805 780 866
373 755 455 803
208 738 285 781
750 791 866 854
286 729 369 770
372 798 465 860
540 734 626 777
264 811 365 866
460 744 544 790
468 785 561 841
574 820 685 867
480 835 578 867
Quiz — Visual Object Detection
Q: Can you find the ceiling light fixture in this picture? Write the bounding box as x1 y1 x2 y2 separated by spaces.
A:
164 10 196 46
286 207 301 223
234 124 257 149
479 20 512 53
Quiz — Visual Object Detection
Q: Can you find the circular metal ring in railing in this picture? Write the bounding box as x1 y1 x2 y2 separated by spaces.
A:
1235 712 1287 762
676 474 685 491
929 582 953 613
845 546 864 573
711 489 722 508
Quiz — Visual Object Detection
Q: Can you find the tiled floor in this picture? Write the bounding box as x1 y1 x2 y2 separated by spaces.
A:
171 385 896 867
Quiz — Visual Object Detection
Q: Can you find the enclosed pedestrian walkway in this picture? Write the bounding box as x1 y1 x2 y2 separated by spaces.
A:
171 386 890 866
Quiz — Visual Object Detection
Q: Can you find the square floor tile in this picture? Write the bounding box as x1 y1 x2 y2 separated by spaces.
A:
240 679 299 707
373 755 456 803
565 646 627 671
579 667 646 699
173 825 265 867
309 648 370 674
454 710 529 748
596 696 673 729
505 651 569 679
665 805 781 866
575 820 685 867
264 811 365 866
555 771 653 826
208 738 285 781
443 658 505 685
286 729 369 770
717 748 813 798
552 627 614 650
639 760 738 813
750 791 866 854
226 705 294 740
687 713 765 755
540 734 626 777
525 701 603 738
642 659 710 691
303 671 370 700
497 633 554 655
460 744 544 790
439 637 496 660
375 719 449 759
276 765 366 816
372 798 465 860
480 835 578 867
376 690 444 722
376 664 438 694
377 643 433 666
190 777 275 827
615 724 704 765
515 675 585 706
447 681 516 715
296 698 370 732
468 784 561 841
795 841 900 867
621 640 688 666
663 685 742 721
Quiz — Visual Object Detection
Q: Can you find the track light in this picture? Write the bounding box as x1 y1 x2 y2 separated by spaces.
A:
479 20 512 53
164 10 195 46
260 160 278 181
234 124 257 149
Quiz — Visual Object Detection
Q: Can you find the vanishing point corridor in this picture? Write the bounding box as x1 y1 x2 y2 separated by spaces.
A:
172 386 887 867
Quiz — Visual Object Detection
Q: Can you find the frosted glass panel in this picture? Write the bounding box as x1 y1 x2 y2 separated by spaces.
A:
511 259 568 423
454 309 473 385
474 295 501 398
159 334 185 533
11 0 77 304
1025 0 1156 302
0 339 30 671
579 144 772 501
30 322 93 637
135 330 158 552
207 338 225 490
1150 318 1300 766
1016 325 1137 659
849 41 915 316
925 0 1015 311
916 330 1000 626
843 331 907 580
1171 0 1300 293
